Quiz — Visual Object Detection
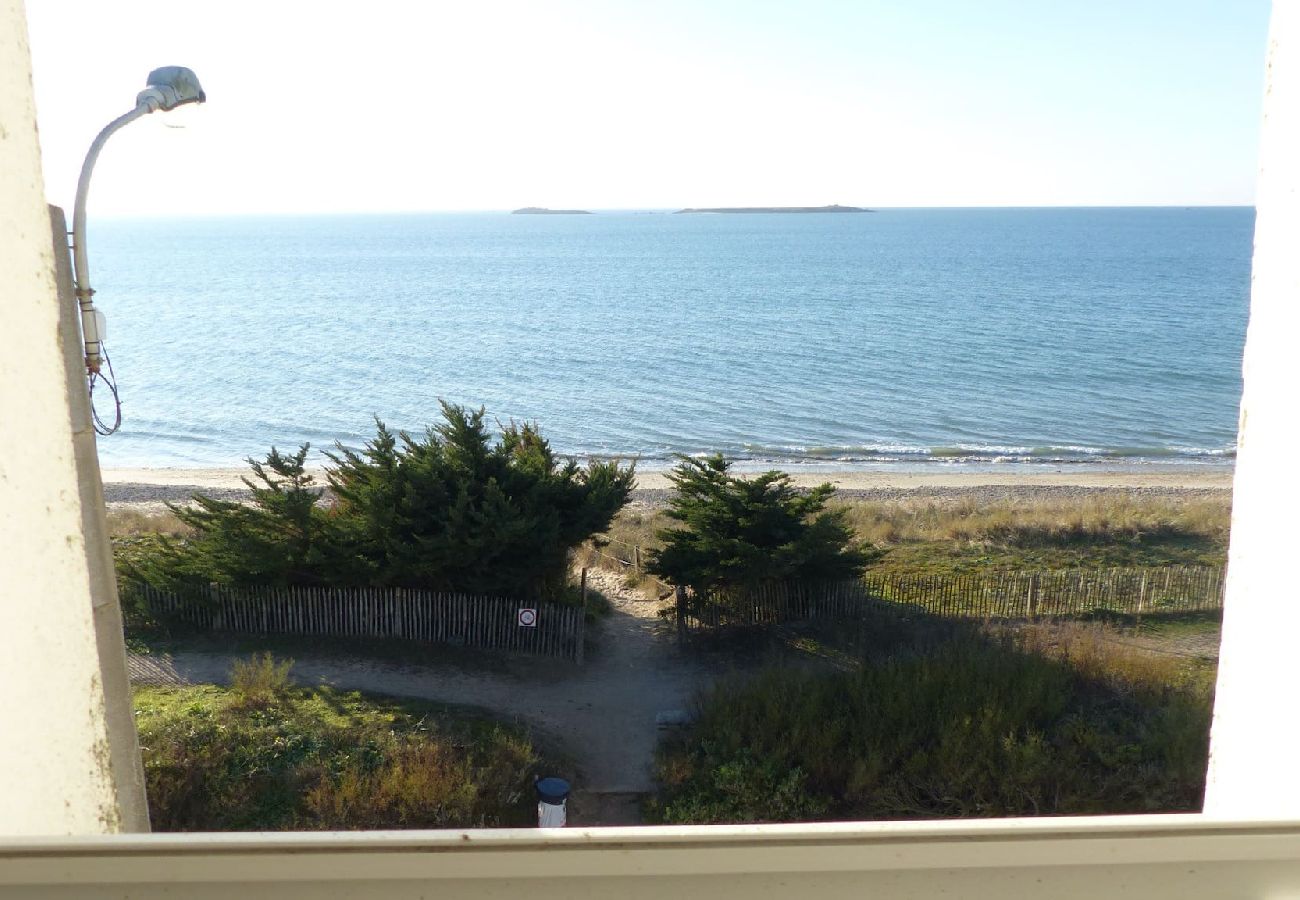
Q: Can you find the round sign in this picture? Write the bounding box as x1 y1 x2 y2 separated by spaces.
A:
518 608 538 627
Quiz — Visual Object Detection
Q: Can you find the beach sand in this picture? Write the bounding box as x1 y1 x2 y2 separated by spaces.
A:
101 465 1233 510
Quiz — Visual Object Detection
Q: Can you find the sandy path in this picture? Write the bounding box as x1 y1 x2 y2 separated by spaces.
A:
104 466 1232 518
128 570 698 800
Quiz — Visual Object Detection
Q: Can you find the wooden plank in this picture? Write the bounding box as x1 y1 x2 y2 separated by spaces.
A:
473 593 483 650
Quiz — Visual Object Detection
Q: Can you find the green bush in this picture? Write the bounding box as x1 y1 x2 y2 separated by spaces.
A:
230 652 294 706
135 684 544 831
127 403 634 604
653 634 1210 824
647 454 878 595
651 746 827 824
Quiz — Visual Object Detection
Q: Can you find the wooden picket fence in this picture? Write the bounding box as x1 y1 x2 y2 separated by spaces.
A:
138 583 586 662
678 565 1226 634
864 566 1225 619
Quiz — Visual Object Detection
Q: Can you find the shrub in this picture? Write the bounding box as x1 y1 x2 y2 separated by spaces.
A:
647 455 878 595
303 730 536 829
230 652 294 706
127 403 635 604
650 746 827 824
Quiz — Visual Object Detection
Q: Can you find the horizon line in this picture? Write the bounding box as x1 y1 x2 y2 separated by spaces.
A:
91 203 1258 221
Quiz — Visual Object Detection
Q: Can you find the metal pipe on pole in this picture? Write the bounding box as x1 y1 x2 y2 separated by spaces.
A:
69 66 206 375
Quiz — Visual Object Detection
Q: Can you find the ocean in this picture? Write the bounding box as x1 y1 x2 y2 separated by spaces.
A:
88 207 1252 471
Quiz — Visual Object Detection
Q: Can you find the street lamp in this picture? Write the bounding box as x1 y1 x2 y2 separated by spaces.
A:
72 66 205 432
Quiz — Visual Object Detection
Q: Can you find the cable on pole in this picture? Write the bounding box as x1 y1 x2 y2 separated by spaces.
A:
89 347 122 435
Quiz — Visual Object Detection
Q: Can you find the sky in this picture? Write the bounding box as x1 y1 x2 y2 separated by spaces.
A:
25 0 1272 216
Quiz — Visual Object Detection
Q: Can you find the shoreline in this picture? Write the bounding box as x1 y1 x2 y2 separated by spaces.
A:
101 465 1234 510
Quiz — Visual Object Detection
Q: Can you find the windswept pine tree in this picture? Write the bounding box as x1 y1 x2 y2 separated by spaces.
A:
647 454 877 596
128 404 634 604
129 445 340 589
325 404 634 601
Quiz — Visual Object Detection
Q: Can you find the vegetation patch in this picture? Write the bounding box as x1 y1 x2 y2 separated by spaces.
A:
837 495 1229 574
586 493 1229 580
107 509 192 540
123 403 633 606
134 658 547 830
651 622 1212 824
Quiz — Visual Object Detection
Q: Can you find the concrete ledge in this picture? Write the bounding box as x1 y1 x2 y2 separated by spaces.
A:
4 815 1300 898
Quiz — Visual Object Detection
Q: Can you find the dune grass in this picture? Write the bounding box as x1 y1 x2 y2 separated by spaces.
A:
134 658 548 831
651 614 1214 824
106 508 192 539
836 495 1229 546
583 494 1230 581
836 495 1229 574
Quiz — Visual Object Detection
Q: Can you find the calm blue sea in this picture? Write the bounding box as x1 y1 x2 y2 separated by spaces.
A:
88 208 1252 471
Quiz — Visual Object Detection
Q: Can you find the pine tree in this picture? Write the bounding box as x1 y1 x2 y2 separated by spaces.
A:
647 454 877 595
129 445 342 589
131 404 635 604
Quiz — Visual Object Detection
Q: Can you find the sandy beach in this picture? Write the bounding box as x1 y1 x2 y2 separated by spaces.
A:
101 465 1234 511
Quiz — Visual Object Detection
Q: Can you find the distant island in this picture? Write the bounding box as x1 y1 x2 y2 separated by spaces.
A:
512 207 592 215
675 204 872 214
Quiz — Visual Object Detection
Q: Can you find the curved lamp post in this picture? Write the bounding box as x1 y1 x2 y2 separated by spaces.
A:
73 66 205 380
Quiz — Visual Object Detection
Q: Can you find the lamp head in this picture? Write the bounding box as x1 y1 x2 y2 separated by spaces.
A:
136 66 205 112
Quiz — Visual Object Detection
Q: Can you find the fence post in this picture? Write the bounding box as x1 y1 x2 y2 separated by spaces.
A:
574 604 585 665
675 586 687 642
1026 572 1040 620
633 546 641 574
580 567 588 609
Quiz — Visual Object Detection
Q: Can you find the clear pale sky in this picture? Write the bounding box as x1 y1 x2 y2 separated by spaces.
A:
25 0 1271 216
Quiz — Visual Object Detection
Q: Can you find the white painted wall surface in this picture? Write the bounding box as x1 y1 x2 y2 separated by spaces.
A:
0 0 147 834
1204 0 1300 817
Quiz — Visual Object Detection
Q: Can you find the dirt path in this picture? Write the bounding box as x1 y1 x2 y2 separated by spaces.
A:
128 570 701 824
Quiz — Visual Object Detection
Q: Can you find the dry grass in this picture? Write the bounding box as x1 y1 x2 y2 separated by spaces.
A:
107 508 192 539
835 495 1230 548
1001 620 1195 690
849 495 1229 574
582 495 1231 580
576 508 662 562
574 507 672 596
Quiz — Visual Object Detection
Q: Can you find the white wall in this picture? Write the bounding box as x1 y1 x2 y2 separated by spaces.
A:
1204 0 1300 817
0 0 147 834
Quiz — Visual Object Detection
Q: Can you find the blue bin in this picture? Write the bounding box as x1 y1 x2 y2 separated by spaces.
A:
536 777 570 804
